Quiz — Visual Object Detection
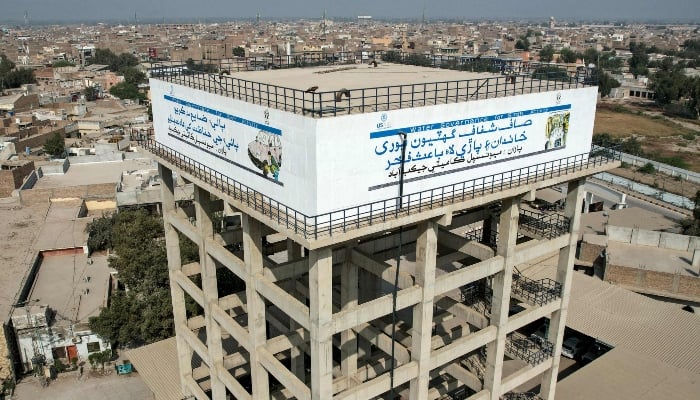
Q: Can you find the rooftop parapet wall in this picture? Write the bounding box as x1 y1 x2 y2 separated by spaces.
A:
152 62 593 118
607 225 700 252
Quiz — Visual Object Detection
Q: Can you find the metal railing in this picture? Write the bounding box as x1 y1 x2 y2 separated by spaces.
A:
502 392 543 400
518 209 570 239
150 52 595 118
461 280 492 317
463 348 487 380
506 331 554 366
511 274 562 306
139 138 619 240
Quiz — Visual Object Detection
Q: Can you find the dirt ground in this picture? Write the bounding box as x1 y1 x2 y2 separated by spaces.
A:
12 368 153 400
607 166 700 201
594 101 700 172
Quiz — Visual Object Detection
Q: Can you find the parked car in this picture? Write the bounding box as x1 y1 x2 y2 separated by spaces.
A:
561 337 586 359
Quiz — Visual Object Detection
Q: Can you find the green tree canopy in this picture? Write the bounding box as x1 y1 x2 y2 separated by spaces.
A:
85 212 116 253
629 42 650 78
109 82 145 101
232 46 246 57
539 45 555 63
120 66 146 86
559 48 579 63
532 65 569 81
84 85 99 101
52 60 75 68
43 132 65 157
90 48 139 72
87 208 209 347
0 54 37 90
596 70 621 97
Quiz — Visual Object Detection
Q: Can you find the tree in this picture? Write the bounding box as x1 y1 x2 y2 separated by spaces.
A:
87 208 204 347
120 66 146 86
532 65 569 81
85 212 116 253
539 45 555 63
597 70 621 97
0 54 36 89
515 38 530 51
90 48 139 72
84 85 99 101
582 48 599 66
52 60 75 68
559 48 578 63
109 82 145 101
232 46 246 57
43 132 65 157
680 190 700 236
629 42 649 78
650 58 687 106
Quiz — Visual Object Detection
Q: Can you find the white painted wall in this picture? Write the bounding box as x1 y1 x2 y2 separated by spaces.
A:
152 79 596 216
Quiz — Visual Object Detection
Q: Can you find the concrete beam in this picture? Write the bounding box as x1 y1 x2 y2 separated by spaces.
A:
435 297 489 330
443 363 483 392
258 346 311 400
211 303 252 351
254 276 311 330
434 257 504 296
438 228 496 260
334 361 418 400
500 358 553 395
332 286 422 334
430 326 497 370
217 368 253 400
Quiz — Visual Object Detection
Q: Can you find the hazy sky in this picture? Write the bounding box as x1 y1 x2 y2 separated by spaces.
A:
1 0 699 23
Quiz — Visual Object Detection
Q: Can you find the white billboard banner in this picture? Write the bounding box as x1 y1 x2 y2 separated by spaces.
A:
153 78 596 217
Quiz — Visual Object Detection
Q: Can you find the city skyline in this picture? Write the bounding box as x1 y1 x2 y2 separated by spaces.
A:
1 0 700 24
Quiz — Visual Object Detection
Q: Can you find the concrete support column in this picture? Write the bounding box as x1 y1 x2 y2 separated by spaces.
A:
287 239 305 381
692 249 700 272
242 215 270 399
159 163 193 397
194 186 226 399
409 220 438 400
484 196 520 400
540 178 585 400
309 247 333 400
341 246 358 378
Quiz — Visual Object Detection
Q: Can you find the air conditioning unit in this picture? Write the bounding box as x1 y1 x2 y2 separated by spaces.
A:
72 336 82 344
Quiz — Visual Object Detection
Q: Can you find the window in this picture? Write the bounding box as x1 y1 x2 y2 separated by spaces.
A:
86 342 101 353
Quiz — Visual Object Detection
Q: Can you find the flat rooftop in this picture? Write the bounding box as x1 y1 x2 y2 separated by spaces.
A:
28 253 112 323
33 157 155 189
156 62 591 117
0 199 50 319
231 64 495 92
556 347 700 400
607 240 697 277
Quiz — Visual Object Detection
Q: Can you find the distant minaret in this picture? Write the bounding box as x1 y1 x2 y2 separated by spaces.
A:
549 16 555 29
256 13 260 26
24 10 29 26
322 9 327 38
421 4 426 29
